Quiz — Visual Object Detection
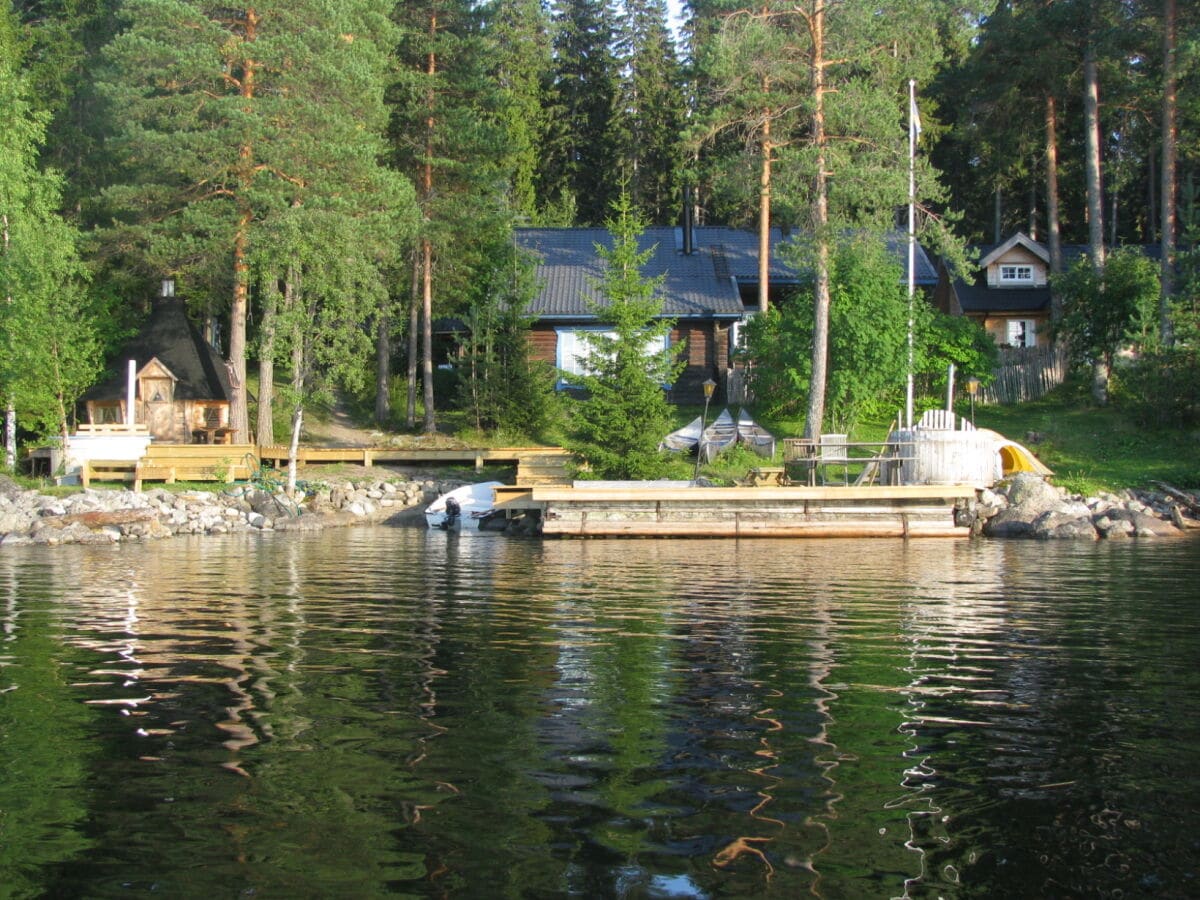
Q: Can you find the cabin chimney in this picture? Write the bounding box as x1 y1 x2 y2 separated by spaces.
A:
682 186 695 256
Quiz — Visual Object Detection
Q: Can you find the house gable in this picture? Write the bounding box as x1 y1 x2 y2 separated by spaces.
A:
979 233 1050 289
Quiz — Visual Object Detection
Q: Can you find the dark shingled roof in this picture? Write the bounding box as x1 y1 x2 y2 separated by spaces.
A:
954 281 1051 314
515 226 939 319
515 227 745 319
949 242 1160 315
83 298 233 403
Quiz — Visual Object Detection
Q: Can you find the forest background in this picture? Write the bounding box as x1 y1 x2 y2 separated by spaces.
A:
1 0 1197 471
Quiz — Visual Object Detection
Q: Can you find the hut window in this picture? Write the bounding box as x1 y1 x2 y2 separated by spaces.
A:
142 377 173 404
94 402 122 424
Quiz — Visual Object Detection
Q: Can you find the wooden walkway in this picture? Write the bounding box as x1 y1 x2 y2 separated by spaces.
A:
258 445 572 486
79 444 572 490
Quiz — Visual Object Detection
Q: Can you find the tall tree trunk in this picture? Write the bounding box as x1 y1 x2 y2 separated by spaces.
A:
1083 42 1105 271
406 254 419 429
1160 0 1177 346
229 219 251 441
421 237 436 433
3 214 13 471
4 400 14 472
1045 95 1063 279
993 185 1002 244
420 10 438 433
256 275 279 446
1083 36 1108 404
228 10 260 444
1045 94 1064 328
375 306 391 427
758 95 772 313
803 1 828 442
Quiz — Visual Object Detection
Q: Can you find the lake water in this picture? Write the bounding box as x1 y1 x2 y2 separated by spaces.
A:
2 529 1198 898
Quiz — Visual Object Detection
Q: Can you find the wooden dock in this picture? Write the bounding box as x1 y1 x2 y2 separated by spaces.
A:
495 483 977 538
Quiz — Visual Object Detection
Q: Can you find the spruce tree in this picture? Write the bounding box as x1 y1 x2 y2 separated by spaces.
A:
545 0 622 224
565 194 684 479
485 0 554 222
615 0 686 223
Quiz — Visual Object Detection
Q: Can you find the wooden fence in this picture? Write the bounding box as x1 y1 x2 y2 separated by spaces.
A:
979 346 1068 405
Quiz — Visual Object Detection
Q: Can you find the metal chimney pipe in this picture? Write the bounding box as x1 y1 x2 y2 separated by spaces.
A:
125 360 136 427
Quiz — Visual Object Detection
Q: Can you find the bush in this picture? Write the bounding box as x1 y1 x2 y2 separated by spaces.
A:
1114 350 1200 427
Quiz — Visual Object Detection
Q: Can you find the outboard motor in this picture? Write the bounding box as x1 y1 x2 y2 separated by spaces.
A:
440 496 462 531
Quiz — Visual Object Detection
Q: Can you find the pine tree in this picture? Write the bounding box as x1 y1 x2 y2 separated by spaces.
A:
99 1 413 442
392 0 511 433
12 0 123 216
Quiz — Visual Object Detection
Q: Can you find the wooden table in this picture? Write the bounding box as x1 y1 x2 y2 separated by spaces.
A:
747 466 789 487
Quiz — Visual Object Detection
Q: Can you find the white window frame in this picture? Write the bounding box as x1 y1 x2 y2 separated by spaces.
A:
1005 318 1038 348
999 264 1034 284
555 326 672 389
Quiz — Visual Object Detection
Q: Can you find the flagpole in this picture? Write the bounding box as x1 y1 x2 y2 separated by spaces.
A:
906 79 917 429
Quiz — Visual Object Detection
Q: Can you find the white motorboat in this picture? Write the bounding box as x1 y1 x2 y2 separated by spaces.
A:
424 481 505 532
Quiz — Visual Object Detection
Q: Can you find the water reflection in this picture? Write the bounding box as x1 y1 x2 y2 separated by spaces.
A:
0 532 1198 897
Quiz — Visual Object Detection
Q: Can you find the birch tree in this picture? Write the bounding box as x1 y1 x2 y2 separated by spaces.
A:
0 10 99 469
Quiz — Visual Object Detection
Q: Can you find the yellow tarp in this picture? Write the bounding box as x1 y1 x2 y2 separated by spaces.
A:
979 429 1054 477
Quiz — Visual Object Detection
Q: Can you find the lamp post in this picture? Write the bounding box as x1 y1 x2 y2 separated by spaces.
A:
693 378 717 482
966 377 980 426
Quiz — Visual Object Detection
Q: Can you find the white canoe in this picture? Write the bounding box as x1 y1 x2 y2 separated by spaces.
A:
424 481 505 532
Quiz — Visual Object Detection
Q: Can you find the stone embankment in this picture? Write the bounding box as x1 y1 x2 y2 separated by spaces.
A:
0 475 458 547
973 473 1197 540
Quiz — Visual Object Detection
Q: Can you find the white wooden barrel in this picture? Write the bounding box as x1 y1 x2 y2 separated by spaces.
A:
894 428 999 487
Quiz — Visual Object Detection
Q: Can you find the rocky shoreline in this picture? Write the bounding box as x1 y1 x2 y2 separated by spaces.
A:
1 472 1196 547
972 473 1196 539
0 474 448 547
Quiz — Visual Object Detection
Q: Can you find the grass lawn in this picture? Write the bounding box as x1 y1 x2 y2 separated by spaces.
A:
972 395 1199 494
664 386 1200 494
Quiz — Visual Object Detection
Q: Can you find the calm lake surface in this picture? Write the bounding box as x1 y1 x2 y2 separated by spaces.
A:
2 529 1198 899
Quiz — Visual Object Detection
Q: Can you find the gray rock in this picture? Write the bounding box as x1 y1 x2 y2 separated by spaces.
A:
1095 515 1135 539
1004 474 1064 517
1032 511 1098 540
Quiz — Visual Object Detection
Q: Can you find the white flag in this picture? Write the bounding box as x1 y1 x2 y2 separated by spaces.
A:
910 95 922 138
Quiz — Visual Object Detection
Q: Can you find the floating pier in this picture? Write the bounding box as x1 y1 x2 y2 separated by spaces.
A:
495 483 978 538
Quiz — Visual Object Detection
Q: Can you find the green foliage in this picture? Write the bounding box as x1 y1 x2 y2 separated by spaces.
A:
744 235 994 432
1113 304 1200 427
565 195 684 479
1054 248 1161 368
543 0 623 225
975 383 1200 492
454 240 560 439
0 10 101 447
916 307 1000 401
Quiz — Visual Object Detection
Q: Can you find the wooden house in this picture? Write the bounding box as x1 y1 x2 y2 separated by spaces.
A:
80 289 234 444
934 233 1057 348
514 225 939 404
